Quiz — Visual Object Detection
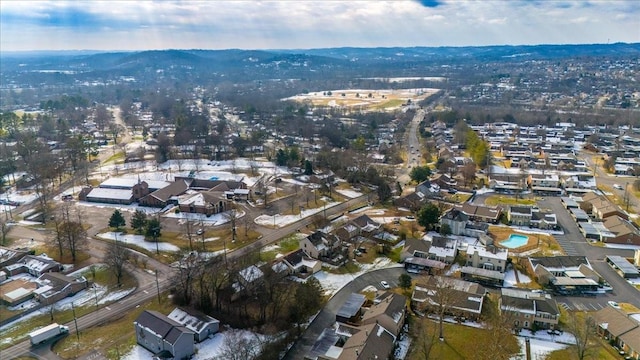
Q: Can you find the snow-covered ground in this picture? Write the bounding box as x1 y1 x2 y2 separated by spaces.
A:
122 328 268 360
254 201 339 228
164 208 243 227
517 337 569 360
336 189 363 199
312 258 403 296
98 232 180 252
503 269 532 287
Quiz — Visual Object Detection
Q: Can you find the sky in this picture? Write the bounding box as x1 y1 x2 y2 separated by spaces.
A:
0 0 639 51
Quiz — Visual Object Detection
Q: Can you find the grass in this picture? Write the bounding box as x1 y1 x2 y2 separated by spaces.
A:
53 293 176 359
484 195 537 206
545 336 620 360
260 235 300 261
407 319 520 360
371 98 404 110
103 151 125 164
326 261 361 274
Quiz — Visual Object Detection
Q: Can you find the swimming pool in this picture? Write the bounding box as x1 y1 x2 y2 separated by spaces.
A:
500 234 529 249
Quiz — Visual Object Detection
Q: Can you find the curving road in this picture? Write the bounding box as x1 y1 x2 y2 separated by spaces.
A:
283 267 406 360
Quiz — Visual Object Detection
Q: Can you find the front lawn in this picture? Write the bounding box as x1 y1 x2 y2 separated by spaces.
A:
484 195 537 207
407 319 520 360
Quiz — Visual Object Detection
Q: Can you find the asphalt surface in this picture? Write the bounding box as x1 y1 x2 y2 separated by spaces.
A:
283 267 406 360
532 197 639 310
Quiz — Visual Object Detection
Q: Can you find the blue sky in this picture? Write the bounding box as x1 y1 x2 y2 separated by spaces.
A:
1 0 638 51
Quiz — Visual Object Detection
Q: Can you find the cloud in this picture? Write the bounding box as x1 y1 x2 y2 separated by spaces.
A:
0 0 638 51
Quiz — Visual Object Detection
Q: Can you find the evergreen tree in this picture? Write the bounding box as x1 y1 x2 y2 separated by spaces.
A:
108 209 126 230
130 210 147 234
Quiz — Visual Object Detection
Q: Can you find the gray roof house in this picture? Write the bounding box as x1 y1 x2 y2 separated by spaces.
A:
167 307 219 343
134 310 195 360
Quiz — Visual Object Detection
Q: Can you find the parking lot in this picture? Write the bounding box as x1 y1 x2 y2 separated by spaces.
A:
538 197 640 308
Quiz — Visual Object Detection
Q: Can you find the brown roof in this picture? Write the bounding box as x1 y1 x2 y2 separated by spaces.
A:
619 327 640 354
604 216 638 236
594 306 639 338
147 179 190 202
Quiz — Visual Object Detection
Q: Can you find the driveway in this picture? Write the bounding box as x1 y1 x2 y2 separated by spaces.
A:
283 267 406 360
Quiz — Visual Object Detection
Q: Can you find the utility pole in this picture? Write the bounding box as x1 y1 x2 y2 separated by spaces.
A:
624 182 630 212
155 269 161 304
72 301 80 341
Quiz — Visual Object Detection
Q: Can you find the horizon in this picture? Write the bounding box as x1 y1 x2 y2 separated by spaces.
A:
1 41 638 56
1 0 639 52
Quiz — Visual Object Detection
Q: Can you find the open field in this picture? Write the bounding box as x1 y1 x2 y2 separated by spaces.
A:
284 88 440 111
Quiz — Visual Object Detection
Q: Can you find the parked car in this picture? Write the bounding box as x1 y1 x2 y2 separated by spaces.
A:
608 301 620 308
380 281 390 289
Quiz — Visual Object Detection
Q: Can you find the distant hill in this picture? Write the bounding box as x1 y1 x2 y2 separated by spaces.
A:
1 43 638 83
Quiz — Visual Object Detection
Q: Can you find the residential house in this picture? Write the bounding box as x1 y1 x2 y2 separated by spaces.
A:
528 173 562 195
453 203 501 223
0 278 37 306
528 256 601 295
300 231 341 259
411 276 486 321
580 192 628 221
440 208 468 236
279 249 322 277
361 292 407 337
393 191 427 211
461 245 508 286
0 246 29 268
167 307 219 343
134 310 195 360
602 216 640 246
350 215 382 238
508 206 557 229
594 306 640 360
500 288 560 330
508 206 533 226
488 173 525 193
33 272 88 305
4 254 62 277
310 323 396 360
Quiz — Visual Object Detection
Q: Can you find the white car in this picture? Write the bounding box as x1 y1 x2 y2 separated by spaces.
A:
380 281 391 289
613 184 623 190
608 301 620 308
196 228 204 235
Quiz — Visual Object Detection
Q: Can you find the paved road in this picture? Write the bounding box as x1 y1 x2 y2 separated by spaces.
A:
2 194 369 359
538 197 640 309
580 151 639 213
398 109 425 192
283 267 406 360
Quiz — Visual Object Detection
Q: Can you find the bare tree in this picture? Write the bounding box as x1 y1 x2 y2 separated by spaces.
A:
565 311 598 360
215 329 262 360
105 238 129 287
411 317 438 360
0 217 9 246
183 218 197 251
172 251 201 306
420 275 460 341
224 206 240 243
461 161 477 187
479 299 520 360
